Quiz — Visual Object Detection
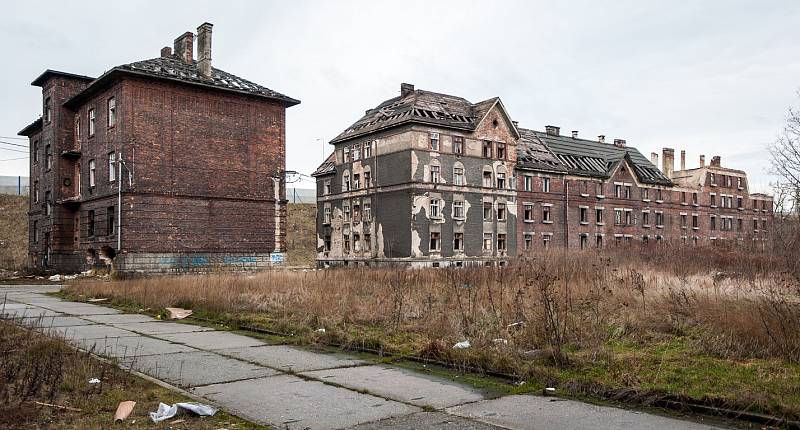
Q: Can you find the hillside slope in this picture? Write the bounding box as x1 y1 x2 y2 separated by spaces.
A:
0 195 28 270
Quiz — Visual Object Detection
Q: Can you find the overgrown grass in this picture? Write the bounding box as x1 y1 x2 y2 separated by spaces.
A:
0 319 267 429
0 195 28 270
64 246 800 420
285 203 316 266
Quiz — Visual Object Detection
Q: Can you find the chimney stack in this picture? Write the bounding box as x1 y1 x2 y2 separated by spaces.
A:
662 148 674 179
197 22 213 78
613 139 626 148
700 155 705 167
400 83 414 97
160 46 172 58
571 130 579 139
598 135 605 143
651 152 659 166
680 150 686 171
512 120 519 127
173 31 194 64
545 125 560 136
710 155 721 167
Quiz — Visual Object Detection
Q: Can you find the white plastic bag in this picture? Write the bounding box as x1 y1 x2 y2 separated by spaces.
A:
149 402 217 423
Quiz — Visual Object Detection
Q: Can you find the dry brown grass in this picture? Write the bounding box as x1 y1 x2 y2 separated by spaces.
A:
0 195 28 270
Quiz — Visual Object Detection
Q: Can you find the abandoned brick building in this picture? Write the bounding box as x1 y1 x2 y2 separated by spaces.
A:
20 23 299 273
314 84 773 267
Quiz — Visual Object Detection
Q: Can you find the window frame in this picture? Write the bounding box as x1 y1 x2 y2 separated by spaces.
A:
88 108 96 137
107 97 116 128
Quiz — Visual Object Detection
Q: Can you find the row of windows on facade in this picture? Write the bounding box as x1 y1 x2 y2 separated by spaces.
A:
708 172 745 189
42 96 116 135
322 200 372 224
31 207 115 243
32 153 119 207
339 134 509 164
321 231 508 254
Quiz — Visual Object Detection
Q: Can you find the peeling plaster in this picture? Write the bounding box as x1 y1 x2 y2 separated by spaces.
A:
376 223 386 258
411 150 419 179
411 228 422 257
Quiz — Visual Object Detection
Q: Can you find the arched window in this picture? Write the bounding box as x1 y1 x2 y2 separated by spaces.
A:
453 162 465 186
482 167 493 188
342 170 351 192
429 159 441 183
495 165 508 189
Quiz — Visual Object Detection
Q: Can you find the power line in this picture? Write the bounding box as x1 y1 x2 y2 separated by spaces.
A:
0 136 28 140
0 140 28 148
0 156 28 162
0 147 29 154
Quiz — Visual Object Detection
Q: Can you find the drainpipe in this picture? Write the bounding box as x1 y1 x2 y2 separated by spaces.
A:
117 153 122 251
564 178 569 250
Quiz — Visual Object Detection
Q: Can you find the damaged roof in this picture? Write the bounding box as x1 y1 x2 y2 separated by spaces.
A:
516 128 567 173
64 56 300 108
17 117 43 137
530 131 672 186
312 152 337 177
331 87 508 144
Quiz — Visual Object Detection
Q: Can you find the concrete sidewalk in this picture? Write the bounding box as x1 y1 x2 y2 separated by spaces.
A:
1 285 732 430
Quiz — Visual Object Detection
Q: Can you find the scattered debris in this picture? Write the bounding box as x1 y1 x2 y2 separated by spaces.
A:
315 328 326 333
149 402 218 423
165 307 193 320
543 387 556 396
507 321 524 328
48 275 62 282
87 298 109 303
492 338 508 345
114 401 136 421
88 377 101 384
452 340 471 349
34 401 82 412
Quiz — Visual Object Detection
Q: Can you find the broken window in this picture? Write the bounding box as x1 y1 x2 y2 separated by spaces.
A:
655 212 664 227
343 232 351 252
364 141 373 158
44 97 52 123
693 214 699 228
32 220 38 243
353 233 361 252
323 180 331 195
343 202 351 221
497 203 506 221
107 206 115 236
453 200 465 219
615 209 623 225
483 233 492 251
542 205 552 222
483 202 492 221
453 232 464 252
580 207 588 224
353 144 361 160
497 234 506 251
107 97 116 127
483 171 493 187
430 133 440 151
108 152 116 182
641 188 649 200
655 189 663 201
430 232 441 251
580 235 588 249
364 233 371 251
681 214 687 227
45 191 51 216
524 204 533 221
543 234 551 248
343 172 351 191
32 140 38 164
523 176 532 191
89 159 96 187
45 144 52 170
737 218 742 231
324 235 331 251
737 177 742 189
483 141 493 158
596 234 603 248
453 136 464 155
524 233 533 250
88 210 95 237
429 199 440 218
615 184 622 198
353 201 361 222
353 173 360 189
624 185 631 199
323 207 331 225
363 202 371 221
710 215 716 230
543 177 550 192
33 181 39 203
709 173 716 185
692 192 698 205
75 119 80 143
496 173 506 189
430 165 440 183
343 146 350 162
497 143 506 159
726 176 732 187
642 211 650 226
596 208 604 224
363 171 371 187
88 108 96 137
453 166 465 186
597 182 604 196
710 193 716 207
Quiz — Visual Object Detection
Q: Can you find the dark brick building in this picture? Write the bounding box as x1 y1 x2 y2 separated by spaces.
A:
20 23 299 274
314 84 773 267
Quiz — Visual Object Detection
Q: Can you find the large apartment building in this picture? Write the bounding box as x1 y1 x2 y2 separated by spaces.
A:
314 84 773 267
20 23 299 274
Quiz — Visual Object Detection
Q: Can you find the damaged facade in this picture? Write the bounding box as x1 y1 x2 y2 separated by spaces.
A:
20 23 299 274
314 84 773 267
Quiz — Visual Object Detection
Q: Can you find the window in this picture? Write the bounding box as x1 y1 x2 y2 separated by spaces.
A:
454 232 464 252
45 144 52 170
483 141 493 158
615 184 623 198
429 133 440 151
107 206 115 235
89 160 96 187
75 118 81 142
625 210 633 225
343 201 351 221
364 141 372 158
483 233 492 251
737 177 742 189
710 193 716 207
483 171 493 187
543 234 551 248
323 180 331 195
343 172 351 191
726 176 732 187
353 201 361 221
580 235 588 249
453 200 465 219
710 215 716 230
363 202 371 221
33 181 39 203
596 183 604 196
692 214 699 228
343 146 350 162
596 234 603 248
429 199 440 218
641 188 649 200
453 136 464 155
580 207 588 224
497 203 506 221
430 165 440 183
543 177 551 192
364 170 371 187
108 152 117 182
497 143 506 159
352 144 361 161
497 234 507 251
353 233 361 252
88 210 95 237
615 209 623 225
364 233 372 251
542 205 552 222
45 191 51 216
32 220 38 243
323 207 331 224
32 141 38 164
453 167 465 185
430 232 441 251
524 203 533 221
524 233 533 250
655 212 664 227
595 208 604 224
107 97 116 127
88 109 96 137
624 185 632 199
523 175 532 191
324 235 331 251
44 97 52 123
655 189 663 201
343 231 351 252
681 214 688 227
737 218 743 231
753 219 759 231
483 202 492 221
496 173 506 189
353 173 360 189
642 211 650 226
709 173 716 185
681 192 687 204
762 219 768 230
692 192 698 205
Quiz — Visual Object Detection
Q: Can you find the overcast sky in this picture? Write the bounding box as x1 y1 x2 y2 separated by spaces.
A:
2 0 799 193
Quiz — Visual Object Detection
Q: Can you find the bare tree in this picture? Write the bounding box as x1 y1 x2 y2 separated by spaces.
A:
769 97 800 215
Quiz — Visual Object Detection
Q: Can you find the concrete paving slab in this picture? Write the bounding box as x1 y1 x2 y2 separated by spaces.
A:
303 365 485 409
47 324 138 340
37 304 120 315
348 412 505 429
78 335 197 358
114 321 214 335
220 345 368 372
121 351 278 388
81 313 157 324
0 303 35 310
193 375 419 430
1 307 62 319
24 316 95 328
156 331 265 350
446 395 726 430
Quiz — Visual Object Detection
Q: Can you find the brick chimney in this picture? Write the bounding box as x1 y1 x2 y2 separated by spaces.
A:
401 83 414 97
613 139 626 148
598 135 605 143
680 150 686 171
651 152 659 166
571 130 579 139
662 148 674 179
160 46 172 58
174 31 194 64
512 120 519 127
197 23 213 78
700 155 705 167
545 125 560 136
710 155 721 167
